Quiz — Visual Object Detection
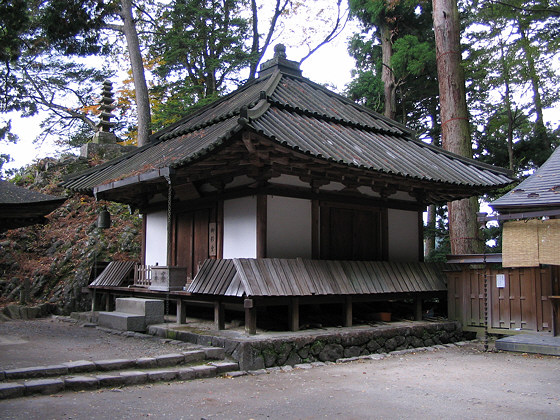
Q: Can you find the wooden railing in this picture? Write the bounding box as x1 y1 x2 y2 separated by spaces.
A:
133 264 152 287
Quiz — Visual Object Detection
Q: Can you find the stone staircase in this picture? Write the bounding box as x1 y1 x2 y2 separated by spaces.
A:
0 344 239 400
98 297 164 332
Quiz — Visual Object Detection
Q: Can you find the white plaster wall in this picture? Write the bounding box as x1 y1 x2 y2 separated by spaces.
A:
272 174 310 188
267 196 312 258
223 196 257 258
388 208 419 261
145 210 168 266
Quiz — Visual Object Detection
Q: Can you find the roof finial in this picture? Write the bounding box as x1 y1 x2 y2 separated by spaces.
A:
274 44 287 59
259 44 302 78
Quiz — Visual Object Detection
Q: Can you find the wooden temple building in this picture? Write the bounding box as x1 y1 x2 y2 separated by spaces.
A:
449 146 560 336
63 45 512 333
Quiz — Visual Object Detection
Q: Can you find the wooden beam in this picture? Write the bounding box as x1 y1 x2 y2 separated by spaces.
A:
177 298 187 324
214 301 225 330
244 298 257 335
311 200 319 259
415 297 423 321
257 195 267 258
289 297 300 332
343 296 353 327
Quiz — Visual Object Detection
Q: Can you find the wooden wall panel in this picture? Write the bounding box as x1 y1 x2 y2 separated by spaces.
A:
448 265 553 333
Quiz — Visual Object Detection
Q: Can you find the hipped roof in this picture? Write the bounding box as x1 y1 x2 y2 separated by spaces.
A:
62 48 512 204
0 180 66 231
491 147 560 212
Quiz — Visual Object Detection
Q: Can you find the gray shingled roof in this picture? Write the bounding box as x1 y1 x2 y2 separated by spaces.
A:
62 51 512 198
188 258 449 297
491 147 560 211
0 180 66 231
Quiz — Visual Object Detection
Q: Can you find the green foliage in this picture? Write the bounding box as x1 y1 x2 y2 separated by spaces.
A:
465 0 560 174
148 0 252 125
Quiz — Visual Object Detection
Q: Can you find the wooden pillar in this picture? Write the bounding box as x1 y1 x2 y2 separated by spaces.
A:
289 298 300 332
104 293 112 311
244 298 257 335
176 298 187 324
343 296 353 327
415 297 423 321
214 301 225 330
91 289 99 312
256 195 267 258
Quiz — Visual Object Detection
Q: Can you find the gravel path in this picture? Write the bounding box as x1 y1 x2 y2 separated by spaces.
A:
0 317 191 370
1 340 559 419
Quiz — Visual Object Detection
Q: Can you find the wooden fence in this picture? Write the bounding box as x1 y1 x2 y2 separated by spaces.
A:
447 265 556 334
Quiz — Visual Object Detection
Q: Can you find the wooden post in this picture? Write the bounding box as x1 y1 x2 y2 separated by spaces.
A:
104 293 112 311
415 297 423 321
91 289 98 312
176 298 187 324
214 301 225 330
343 296 353 327
289 298 300 332
244 298 257 335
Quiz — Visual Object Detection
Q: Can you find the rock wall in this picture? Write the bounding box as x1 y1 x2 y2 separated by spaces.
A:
151 321 471 371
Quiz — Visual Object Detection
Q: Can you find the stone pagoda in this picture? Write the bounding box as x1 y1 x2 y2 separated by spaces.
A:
81 80 134 159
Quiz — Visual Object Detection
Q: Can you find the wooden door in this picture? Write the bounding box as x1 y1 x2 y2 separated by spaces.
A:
174 208 212 281
320 205 384 261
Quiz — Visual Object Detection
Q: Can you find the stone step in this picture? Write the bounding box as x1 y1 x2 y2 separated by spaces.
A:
115 298 164 321
0 348 226 382
97 311 146 331
0 360 240 400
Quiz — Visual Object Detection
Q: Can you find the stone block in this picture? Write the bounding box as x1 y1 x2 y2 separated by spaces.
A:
155 353 185 367
95 359 135 371
64 376 99 391
208 361 239 374
24 378 65 395
294 363 313 369
191 365 217 379
115 297 164 319
5 365 68 380
147 370 177 382
63 360 97 373
182 350 205 363
226 370 247 378
201 347 225 360
176 367 196 380
135 357 157 369
98 311 146 332
0 383 25 400
119 371 148 385
96 374 126 387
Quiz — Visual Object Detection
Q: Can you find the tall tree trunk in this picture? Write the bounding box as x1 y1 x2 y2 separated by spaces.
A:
380 19 397 120
517 20 550 165
432 0 481 254
425 107 440 257
120 0 151 147
499 40 515 172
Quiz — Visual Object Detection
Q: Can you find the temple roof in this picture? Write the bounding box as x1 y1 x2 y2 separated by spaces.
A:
62 46 512 205
491 147 560 212
0 180 66 231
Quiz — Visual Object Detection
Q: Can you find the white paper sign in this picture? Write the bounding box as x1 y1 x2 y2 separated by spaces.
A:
496 274 506 288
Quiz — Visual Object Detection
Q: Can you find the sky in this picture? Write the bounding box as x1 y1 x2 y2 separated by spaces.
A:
1 15 359 175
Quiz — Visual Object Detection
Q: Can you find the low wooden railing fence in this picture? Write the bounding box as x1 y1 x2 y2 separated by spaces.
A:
133 264 152 287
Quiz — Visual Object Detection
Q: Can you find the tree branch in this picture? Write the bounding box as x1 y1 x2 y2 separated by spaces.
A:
299 0 350 64
490 1 560 16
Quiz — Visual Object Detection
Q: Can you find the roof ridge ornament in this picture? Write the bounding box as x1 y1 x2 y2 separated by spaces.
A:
258 44 302 78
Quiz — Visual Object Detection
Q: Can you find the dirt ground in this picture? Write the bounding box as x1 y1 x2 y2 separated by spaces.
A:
1 317 559 419
0 317 192 370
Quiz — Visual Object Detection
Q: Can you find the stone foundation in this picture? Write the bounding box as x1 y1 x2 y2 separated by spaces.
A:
150 320 472 371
